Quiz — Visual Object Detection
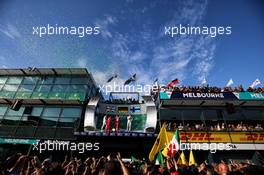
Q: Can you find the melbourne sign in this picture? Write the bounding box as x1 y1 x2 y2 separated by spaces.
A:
169 92 238 100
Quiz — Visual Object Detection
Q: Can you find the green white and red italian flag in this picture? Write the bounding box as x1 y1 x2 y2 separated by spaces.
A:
162 129 180 157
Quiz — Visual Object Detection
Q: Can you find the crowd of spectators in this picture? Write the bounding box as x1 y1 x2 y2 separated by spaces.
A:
165 122 264 132
161 85 264 93
0 153 263 175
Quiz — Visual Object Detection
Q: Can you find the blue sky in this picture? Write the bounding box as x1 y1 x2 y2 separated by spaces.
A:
0 0 263 88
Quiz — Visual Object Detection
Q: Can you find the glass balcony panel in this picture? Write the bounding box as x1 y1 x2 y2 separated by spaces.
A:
48 92 66 99
42 107 61 117
31 107 43 116
2 84 19 91
0 77 8 84
0 106 8 115
31 92 49 99
61 107 81 118
51 85 68 92
6 107 25 116
55 77 71 84
15 92 32 99
6 77 23 84
18 84 35 92
66 92 85 101
67 84 88 92
71 77 89 84
0 91 16 98
38 77 54 84
35 85 51 92
22 76 39 84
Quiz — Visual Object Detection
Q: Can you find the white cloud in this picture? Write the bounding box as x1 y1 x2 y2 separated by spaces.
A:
150 0 215 85
94 0 216 89
77 57 87 68
192 36 216 83
95 15 117 39
111 33 130 60
0 23 21 39
129 51 147 62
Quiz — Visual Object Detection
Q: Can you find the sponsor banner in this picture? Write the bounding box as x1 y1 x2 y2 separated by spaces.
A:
233 92 264 100
160 92 238 100
167 132 264 143
0 138 39 145
229 144 262 150
230 132 264 143
180 143 264 151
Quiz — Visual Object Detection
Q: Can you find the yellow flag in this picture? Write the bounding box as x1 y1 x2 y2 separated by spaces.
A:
149 125 169 161
177 151 187 165
189 150 196 166
162 146 168 157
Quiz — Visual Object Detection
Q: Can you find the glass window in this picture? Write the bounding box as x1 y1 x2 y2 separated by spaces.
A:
58 118 77 127
0 106 8 115
67 85 88 92
61 108 81 118
0 77 8 84
42 107 61 117
6 107 25 116
22 76 39 84
3 116 21 122
2 84 19 91
51 85 68 92
38 77 54 84
18 84 35 92
223 109 245 121
243 109 263 120
203 110 220 120
55 77 71 84
160 109 182 120
35 85 52 92
38 117 58 126
71 77 89 84
31 107 43 116
0 84 3 91
6 77 23 84
182 110 202 120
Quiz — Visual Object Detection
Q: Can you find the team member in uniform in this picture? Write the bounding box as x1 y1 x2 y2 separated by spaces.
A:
101 114 107 130
115 115 120 132
105 116 112 133
126 115 133 131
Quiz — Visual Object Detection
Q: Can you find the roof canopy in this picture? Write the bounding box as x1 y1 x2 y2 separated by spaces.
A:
0 68 89 76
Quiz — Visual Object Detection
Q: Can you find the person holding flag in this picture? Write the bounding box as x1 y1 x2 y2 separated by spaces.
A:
201 77 207 86
177 151 187 165
149 124 169 162
189 150 196 166
250 78 261 88
166 79 179 89
162 128 181 158
226 79 234 87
